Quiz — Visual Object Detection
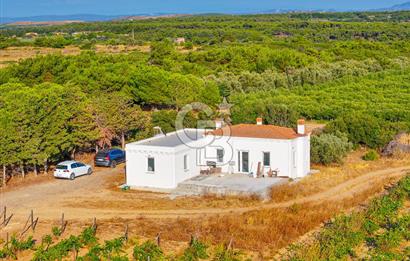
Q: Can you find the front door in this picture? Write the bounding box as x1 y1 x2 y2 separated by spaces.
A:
239 151 249 173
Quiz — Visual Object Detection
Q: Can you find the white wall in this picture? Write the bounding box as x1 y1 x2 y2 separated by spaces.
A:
126 131 311 190
126 145 177 189
174 146 201 185
201 136 295 177
291 136 311 179
126 132 205 189
198 135 311 179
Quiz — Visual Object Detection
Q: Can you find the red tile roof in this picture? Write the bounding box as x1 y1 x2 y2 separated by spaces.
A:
207 124 306 140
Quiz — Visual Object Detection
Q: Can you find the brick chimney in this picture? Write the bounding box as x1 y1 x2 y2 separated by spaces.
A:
256 118 263 126
297 119 305 135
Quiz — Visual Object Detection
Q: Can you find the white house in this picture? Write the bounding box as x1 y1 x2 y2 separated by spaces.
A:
125 118 310 189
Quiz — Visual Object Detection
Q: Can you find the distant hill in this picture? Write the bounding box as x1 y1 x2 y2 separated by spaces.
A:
378 1 410 11
2 3 410 25
116 14 189 21
0 14 120 24
8 20 85 26
0 13 191 25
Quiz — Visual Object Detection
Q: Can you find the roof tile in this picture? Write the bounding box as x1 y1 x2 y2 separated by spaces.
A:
207 124 306 140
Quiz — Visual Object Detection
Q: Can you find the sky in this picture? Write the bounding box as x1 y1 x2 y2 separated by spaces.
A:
1 0 407 18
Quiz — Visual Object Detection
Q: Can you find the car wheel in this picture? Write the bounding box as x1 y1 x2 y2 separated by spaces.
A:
87 168 92 175
70 173 75 180
111 161 117 168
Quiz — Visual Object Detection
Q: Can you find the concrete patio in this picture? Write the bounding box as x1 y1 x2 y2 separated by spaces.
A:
170 174 289 199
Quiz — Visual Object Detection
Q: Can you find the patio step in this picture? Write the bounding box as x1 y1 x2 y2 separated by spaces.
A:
170 181 252 199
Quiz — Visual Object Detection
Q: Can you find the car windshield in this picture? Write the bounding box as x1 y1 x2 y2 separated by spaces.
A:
56 165 68 170
96 151 108 157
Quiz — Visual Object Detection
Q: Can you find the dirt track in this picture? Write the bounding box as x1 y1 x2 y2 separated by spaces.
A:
1 165 409 225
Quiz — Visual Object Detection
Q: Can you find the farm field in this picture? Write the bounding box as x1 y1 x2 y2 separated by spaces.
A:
1 151 409 259
283 175 410 260
0 45 152 68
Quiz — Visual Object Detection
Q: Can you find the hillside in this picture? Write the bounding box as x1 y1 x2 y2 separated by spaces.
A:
0 14 119 24
384 1 410 11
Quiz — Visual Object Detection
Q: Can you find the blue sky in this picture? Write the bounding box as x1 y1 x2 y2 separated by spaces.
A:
1 0 406 17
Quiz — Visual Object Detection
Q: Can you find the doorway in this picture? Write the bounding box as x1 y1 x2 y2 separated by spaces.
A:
238 151 249 173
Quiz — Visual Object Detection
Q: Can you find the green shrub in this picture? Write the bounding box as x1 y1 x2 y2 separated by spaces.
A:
370 251 402 261
41 235 53 248
133 240 164 261
363 150 379 161
9 236 35 251
310 133 353 165
212 244 242 261
33 227 97 261
373 229 403 252
397 215 410 240
184 42 194 50
33 235 82 261
362 220 380 234
231 103 299 128
318 215 365 259
365 193 404 227
80 227 98 246
101 237 126 259
324 114 398 149
51 226 62 237
78 244 103 260
179 238 209 261
0 236 36 259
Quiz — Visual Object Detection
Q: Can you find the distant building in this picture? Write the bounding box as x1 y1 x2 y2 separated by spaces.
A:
174 37 186 45
24 32 38 38
53 32 67 36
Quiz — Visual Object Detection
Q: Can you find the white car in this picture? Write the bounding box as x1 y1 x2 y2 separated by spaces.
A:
54 161 92 180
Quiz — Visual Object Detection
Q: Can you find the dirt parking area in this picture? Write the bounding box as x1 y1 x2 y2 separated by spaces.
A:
0 165 259 226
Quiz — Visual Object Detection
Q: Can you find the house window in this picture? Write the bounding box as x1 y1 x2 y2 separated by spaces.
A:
184 154 188 170
263 152 270 167
217 149 224 163
238 151 241 172
147 157 155 172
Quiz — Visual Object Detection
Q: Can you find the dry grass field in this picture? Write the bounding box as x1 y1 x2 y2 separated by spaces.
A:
0 46 80 68
1 150 409 259
0 44 201 68
0 45 150 68
270 148 410 202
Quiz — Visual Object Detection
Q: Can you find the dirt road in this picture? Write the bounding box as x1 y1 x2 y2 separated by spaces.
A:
1 165 409 226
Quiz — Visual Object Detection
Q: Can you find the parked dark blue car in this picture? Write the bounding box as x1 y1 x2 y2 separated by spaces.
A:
95 148 125 168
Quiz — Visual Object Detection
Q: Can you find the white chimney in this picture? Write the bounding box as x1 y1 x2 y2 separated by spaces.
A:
153 126 165 137
297 119 305 135
256 118 263 126
215 120 223 129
